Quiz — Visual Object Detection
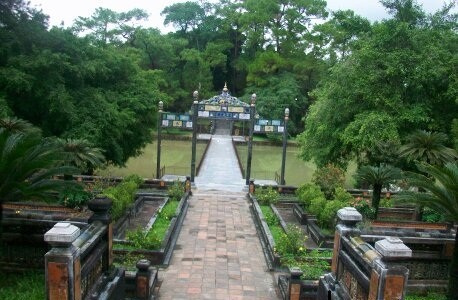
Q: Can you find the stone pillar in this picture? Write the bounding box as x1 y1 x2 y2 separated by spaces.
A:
289 267 303 300
88 196 113 266
185 176 192 194
368 237 412 300
136 259 153 299
45 222 81 300
249 179 255 194
331 207 362 274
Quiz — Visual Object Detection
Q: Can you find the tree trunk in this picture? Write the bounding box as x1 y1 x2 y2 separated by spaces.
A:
447 232 458 300
372 184 382 219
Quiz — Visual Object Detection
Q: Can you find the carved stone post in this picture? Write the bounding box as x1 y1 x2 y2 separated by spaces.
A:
185 176 192 194
45 222 82 300
88 195 113 266
368 237 412 300
136 259 155 300
249 179 255 194
331 207 362 274
289 267 303 300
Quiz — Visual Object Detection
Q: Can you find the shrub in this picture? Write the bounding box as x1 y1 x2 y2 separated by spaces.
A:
58 187 91 208
312 163 345 199
264 209 280 227
379 196 393 208
276 224 307 256
158 200 178 220
168 181 184 201
126 227 161 250
318 200 347 229
255 186 279 205
296 183 325 209
421 207 444 223
308 196 327 216
351 197 375 220
103 175 141 221
333 187 353 203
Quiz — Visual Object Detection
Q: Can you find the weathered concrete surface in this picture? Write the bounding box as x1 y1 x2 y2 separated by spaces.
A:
195 135 246 192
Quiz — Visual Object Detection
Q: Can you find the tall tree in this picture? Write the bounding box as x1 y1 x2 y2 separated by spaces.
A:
298 1 458 167
72 7 148 46
161 2 205 34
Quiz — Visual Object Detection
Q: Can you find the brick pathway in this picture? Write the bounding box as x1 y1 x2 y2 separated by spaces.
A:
157 190 279 299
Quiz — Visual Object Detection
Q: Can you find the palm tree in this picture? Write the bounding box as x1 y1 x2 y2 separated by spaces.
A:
56 138 105 174
0 119 79 231
396 163 458 300
355 164 401 218
399 130 458 166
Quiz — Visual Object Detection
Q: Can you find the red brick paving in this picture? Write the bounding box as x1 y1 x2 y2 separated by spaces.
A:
157 190 279 299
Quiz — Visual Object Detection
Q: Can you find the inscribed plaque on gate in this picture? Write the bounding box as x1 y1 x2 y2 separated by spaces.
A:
229 106 244 113
198 111 209 117
172 121 182 127
205 105 221 111
264 126 274 132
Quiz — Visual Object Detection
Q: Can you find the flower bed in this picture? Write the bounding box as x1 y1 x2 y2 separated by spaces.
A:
113 190 189 266
249 191 332 276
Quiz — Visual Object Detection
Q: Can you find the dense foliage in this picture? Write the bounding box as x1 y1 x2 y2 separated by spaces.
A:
1 0 456 167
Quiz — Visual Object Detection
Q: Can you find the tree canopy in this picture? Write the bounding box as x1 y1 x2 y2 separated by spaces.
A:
0 0 456 170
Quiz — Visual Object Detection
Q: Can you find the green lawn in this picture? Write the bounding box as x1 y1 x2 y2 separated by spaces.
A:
101 138 356 187
0 271 45 300
236 144 356 187
101 140 206 178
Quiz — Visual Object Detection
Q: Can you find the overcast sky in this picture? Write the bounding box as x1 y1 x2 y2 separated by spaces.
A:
30 0 453 32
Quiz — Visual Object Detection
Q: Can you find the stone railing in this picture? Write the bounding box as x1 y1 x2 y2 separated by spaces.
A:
44 196 158 300
317 207 412 300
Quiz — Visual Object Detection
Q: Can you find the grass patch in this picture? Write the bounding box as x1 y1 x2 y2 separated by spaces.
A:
118 200 180 250
405 292 446 300
260 205 284 243
0 271 45 300
101 140 206 178
237 144 356 187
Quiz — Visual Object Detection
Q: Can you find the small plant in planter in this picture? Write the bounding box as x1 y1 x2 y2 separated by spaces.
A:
255 186 279 205
58 187 92 209
281 248 332 280
275 224 307 257
168 181 185 201
103 175 142 221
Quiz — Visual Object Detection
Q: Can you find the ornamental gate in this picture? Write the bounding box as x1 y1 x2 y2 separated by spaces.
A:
157 84 289 185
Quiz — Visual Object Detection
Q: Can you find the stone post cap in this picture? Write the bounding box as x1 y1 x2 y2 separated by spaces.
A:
44 222 80 246
337 207 362 222
289 267 303 280
375 237 412 258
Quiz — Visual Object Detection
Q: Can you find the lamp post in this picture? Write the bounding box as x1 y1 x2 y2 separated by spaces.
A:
156 101 163 179
246 93 256 185
190 91 199 182
280 107 289 185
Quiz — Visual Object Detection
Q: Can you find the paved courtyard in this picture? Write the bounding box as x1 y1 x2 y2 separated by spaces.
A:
157 135 280 299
